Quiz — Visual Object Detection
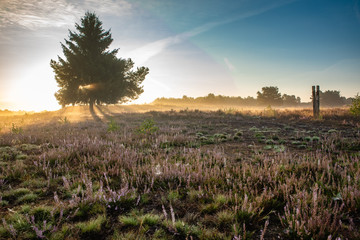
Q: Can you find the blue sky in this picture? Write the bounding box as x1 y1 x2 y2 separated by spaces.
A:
0 0 359 111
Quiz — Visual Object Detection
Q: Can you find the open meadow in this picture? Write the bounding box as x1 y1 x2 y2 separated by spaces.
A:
0 106 359 239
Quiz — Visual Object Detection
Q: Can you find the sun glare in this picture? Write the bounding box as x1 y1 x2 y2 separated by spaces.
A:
6 63 60 112
79 84 100 90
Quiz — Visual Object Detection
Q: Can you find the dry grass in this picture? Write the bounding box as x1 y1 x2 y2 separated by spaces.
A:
0 106 359 239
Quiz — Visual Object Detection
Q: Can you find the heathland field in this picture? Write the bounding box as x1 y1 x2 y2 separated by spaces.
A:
0 106 359 239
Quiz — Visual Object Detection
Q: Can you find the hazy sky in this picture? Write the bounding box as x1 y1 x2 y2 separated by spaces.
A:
0 0 359 111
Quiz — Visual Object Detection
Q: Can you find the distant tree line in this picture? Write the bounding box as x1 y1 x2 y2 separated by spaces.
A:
319 90 352 107
153 94 258 106
153 86 353 107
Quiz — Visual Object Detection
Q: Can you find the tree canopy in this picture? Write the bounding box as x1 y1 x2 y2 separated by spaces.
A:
257 86 283 106
50 12 149 108
320 90 346 107
282 94 301 106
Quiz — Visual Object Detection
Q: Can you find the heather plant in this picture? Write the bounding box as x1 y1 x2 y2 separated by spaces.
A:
279 185 345 239
0 108 359 239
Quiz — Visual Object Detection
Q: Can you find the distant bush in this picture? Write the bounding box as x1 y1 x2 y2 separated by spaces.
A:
11 123 22 134
59 116 70 124
262 105 277 117
107 118 120 132
350 94 360 116
153 93 258 106
136 119 158 135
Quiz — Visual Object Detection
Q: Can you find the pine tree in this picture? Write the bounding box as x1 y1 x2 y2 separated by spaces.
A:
50 12 149 109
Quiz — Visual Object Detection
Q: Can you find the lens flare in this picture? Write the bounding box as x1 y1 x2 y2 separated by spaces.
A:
79 84 100 90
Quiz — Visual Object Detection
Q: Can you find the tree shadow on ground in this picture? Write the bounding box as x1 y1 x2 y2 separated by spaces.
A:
95 105 113 121
89 105 102 122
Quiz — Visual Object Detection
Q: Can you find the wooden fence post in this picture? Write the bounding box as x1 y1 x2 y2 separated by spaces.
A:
312 85 320 118
312 86 316 117
316 85 320 118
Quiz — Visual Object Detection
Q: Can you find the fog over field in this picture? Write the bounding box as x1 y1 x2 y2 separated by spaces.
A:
1 1 360 239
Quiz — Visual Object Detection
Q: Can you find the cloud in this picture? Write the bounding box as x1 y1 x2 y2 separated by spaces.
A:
0 0 132 30
0 0 77 29
128 0 297 65
83 0 132 16
224 57 236 72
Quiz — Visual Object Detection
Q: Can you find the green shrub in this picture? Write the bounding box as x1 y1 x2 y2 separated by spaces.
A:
76 215 106 234
74 202 105 220
140 214 162 226
312 136 320 142
199 227 227 240
235 210 255 225
263 105 277 117
5 160 26 183
18 144 40 153
3 188 32 202
167 190 180 202
188 189 204 202
153 228 167 238
16 193 38 204
59 116 70 124
7 212 32 234
21 178 48 188
20 205 31 213
50 224 71 240
173 220 200 238
30 205 53 222
136 119 158 135
214 194 227 205
0 226 9 239
11 123 23 134
273 145 286 152
201 203 219 214
119 215 139 227
15 154 27 160
0 146 21 161
0 200 9 206
107 118 120 132
111 230 139 240
350 94 360 116
216 210 235 230
235 130 243 137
